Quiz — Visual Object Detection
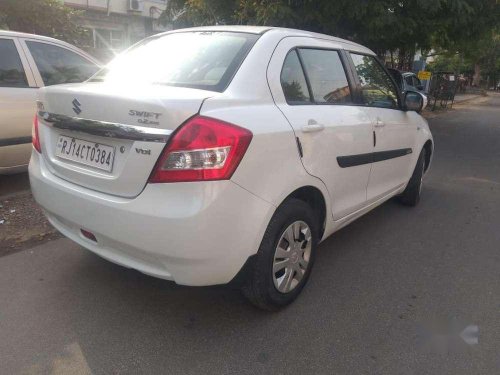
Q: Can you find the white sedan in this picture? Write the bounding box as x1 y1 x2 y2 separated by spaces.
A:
0 30 100 174
29 26 433 310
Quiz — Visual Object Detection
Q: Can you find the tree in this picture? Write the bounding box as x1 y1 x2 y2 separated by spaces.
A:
0 0 89 46
161 0 499 75
162 0 239 28
430 0 499 85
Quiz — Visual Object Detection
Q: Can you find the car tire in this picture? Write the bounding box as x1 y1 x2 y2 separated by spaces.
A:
398 148 426 207
242 198 318 311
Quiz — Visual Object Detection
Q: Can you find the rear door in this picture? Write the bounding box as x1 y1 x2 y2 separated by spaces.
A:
348 53 417 202
268 37 373 220
0 37 38 169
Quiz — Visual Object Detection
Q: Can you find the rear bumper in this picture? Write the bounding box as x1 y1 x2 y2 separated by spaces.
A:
29 152 275 286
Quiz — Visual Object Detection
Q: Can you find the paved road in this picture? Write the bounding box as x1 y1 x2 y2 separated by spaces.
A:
1 95 500 374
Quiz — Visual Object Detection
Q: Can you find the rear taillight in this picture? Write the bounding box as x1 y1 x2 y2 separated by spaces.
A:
32 115 41 153
149 116 252 183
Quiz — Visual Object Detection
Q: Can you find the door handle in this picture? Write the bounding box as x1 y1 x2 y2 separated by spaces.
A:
374 118 385 128
302 120 325 133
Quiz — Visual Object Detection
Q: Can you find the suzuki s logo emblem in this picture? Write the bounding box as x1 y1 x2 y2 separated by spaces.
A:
72 99 82 115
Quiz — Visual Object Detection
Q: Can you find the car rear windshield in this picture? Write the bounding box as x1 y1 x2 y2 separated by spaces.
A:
91 32 259 92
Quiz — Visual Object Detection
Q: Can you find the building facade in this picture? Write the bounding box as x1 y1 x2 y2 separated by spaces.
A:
63 0 171 62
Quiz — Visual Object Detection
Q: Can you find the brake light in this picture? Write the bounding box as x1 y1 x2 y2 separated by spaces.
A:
32 115 41 153
149 116 252 183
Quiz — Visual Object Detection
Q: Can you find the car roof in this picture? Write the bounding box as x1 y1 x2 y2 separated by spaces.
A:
162 25 374 55
0 29 101 64
1 29 72 44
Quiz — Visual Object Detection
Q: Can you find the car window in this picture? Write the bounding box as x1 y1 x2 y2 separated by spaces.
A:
299 49 352 104
405 75 414 87
26 41 98 86
0 39 29 88
280 50 311 104
413 76 422 88
350 53 399 109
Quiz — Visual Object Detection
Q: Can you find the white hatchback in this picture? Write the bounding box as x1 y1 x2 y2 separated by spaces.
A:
29 26 433 310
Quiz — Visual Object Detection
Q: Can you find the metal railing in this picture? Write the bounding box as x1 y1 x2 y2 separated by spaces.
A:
427 72 458 110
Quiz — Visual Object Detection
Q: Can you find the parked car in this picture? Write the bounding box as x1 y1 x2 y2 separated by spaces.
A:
388 68 428 109
0 30 100 174
30 26 433 310
388 68 425 93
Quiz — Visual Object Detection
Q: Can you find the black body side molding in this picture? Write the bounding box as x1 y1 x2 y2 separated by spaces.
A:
337 148 412 168
0 136 32 147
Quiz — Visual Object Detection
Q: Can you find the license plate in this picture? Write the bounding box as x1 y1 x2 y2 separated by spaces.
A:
55 135 115 172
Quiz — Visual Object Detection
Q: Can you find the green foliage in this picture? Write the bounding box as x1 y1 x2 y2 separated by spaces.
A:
282 81 308 102
429 31 499 86
427 53 477 77
161 0 239 27
0 0 90 46
163 1 496 55
431 0 498 56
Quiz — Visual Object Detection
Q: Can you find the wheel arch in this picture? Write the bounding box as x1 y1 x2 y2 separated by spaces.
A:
280 185 327 240
423 139 433 172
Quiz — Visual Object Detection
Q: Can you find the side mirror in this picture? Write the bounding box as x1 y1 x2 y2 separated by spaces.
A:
404 91 424 113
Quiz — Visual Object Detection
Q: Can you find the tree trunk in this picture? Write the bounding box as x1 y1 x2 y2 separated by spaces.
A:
397 49 405 70
472 63 481 87
408 50 415 72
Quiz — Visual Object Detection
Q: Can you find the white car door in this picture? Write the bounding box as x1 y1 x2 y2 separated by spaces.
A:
0 37 38 171
268 38 374 220
348 53 417 202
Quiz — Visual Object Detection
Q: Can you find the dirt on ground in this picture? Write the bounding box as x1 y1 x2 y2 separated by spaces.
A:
0 192 61 257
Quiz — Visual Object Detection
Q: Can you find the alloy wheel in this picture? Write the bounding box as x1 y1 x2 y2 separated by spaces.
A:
272 220 312 293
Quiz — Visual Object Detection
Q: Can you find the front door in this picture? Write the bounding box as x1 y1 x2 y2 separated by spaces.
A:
268 37 374 220
349 53 417 202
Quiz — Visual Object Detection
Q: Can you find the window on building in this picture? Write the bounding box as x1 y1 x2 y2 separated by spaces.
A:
0 39 28 88
26 41 99 86
94 29 125 50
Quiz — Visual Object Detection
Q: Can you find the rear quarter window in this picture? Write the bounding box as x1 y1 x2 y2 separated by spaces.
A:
280 50 311 104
